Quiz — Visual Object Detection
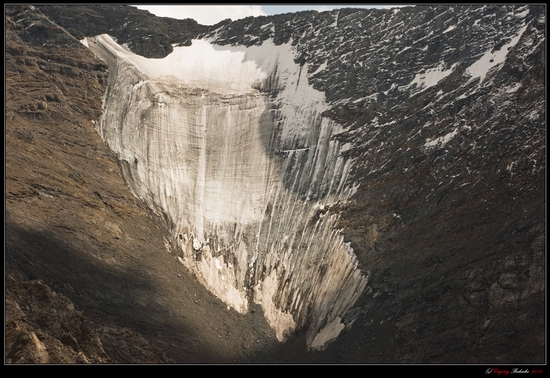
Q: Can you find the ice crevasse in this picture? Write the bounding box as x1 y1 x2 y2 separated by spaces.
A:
84 34 369 349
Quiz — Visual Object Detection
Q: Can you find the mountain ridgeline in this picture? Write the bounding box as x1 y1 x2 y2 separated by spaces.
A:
6 4 544 363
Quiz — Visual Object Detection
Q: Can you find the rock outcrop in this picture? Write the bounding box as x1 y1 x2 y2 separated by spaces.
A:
6 4 545 363
198 5 545 362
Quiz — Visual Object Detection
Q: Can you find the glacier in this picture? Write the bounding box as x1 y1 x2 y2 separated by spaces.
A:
84 34 368 348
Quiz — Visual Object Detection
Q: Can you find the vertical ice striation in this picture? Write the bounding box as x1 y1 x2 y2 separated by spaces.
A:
85 34 368 348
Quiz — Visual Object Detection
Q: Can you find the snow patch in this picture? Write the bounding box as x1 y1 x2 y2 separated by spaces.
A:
253 270 297 342
87 35 268 94
515 7 530 18
407 62 458 92
312 61 327 75
442 24 456 33
506 83 522 93
465 23 528 83
310 316 345 350
397 46 411 55
424 128 459 149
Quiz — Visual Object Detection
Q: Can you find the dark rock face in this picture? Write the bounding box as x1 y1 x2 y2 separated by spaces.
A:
36 4 209 58
5 4 545 363
201 5 545 363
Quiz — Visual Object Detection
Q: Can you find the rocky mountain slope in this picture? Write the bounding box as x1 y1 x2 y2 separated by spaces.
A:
5 4 545 363
5 5 279 364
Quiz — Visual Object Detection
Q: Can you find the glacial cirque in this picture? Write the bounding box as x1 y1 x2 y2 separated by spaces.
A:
85 34 368 348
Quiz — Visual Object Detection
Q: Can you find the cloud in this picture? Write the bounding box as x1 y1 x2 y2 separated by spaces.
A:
133 5 266 25
262 4 410 15
133 5 411 25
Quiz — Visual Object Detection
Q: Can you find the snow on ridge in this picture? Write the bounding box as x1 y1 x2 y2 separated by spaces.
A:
424 128 459 149
515 7 530 18
506 82 522 93
442 24 456 33
406 62 458 92
465 23 528 83
312 61 328 75
397 46 411 55
87 34 271 94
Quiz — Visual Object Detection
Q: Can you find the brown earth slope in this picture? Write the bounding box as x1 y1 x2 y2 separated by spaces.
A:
5 5 545 364
5 5 281 364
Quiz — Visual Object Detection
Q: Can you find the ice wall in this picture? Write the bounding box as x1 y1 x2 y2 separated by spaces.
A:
85 34 368 348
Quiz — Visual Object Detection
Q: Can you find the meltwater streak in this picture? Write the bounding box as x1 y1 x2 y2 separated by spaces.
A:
85 34 368 348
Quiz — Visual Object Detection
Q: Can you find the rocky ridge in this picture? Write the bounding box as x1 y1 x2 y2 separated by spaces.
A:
36 4 209 58
6 4 545 363
200 5 545 362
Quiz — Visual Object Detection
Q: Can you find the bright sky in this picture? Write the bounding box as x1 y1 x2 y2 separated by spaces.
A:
133 4 406 25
